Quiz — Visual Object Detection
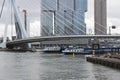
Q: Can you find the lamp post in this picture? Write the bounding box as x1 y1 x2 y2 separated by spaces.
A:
109 25 116 35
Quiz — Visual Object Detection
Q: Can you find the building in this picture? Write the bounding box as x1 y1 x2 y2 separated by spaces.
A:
40 0 87 36
94 0 107 35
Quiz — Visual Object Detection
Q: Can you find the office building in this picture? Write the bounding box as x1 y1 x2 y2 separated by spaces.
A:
40 0 87 36
94 0 107 35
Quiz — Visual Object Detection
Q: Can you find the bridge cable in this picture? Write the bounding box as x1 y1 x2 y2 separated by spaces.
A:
10 0 14 37
0 0 6 19
47 1 106 35
41 1 86 35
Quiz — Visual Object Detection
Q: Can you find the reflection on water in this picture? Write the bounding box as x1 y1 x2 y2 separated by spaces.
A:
0 51 119 80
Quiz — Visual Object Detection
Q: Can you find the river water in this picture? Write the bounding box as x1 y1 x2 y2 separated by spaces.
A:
0 51 120 80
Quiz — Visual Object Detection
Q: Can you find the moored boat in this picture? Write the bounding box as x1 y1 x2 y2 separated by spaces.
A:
62 47 84 55
42 46 62 53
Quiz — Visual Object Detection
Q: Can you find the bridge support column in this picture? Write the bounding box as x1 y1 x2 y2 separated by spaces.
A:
0 0 10 48
0 42 6 48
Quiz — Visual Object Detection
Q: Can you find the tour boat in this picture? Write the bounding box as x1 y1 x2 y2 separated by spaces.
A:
62 47 84 54
42 46 62 53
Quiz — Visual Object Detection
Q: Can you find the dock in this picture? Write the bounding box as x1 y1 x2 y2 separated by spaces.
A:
86 55 120 69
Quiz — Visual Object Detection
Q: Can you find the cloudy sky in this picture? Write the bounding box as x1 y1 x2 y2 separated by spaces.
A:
0 0 120 37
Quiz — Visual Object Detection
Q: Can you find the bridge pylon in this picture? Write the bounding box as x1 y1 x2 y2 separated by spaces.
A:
0 0 31 49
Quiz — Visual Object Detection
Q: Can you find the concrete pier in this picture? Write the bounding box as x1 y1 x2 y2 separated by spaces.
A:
86 56 120 69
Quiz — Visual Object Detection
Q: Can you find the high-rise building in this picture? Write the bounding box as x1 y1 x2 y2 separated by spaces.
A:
40 0 87 36
94 0 107 35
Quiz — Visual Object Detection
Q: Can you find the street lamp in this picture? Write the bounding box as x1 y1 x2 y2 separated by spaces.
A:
109 25 116 35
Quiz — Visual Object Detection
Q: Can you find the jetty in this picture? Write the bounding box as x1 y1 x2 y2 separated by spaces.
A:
86 54 120 69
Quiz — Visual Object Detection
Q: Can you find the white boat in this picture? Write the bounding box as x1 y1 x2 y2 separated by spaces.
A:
62 47 84 54
42 46 62 53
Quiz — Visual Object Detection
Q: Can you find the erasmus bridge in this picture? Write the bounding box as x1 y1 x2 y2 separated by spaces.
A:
0 0 119 49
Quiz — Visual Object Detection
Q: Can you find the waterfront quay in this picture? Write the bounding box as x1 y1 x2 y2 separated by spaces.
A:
86 54 120 69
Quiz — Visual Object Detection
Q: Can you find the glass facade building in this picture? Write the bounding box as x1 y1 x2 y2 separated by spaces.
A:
40 0 87 36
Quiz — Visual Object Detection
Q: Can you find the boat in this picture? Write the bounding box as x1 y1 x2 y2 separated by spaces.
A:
42 46 62 53
62 47 84 55
84 47 120 54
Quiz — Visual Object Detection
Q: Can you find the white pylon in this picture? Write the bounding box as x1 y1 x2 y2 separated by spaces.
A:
11 0 28 39
0 0 30 48
0 0 10 48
